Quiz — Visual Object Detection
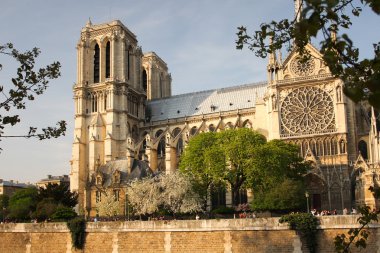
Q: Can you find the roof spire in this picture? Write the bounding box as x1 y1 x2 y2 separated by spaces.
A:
294 0 303 23
86 17 92 28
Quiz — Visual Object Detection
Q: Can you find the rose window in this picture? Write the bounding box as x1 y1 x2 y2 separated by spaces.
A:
290 57 315 76
280 86 335 135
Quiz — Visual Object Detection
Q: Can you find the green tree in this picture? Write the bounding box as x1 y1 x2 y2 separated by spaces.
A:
7 187 38 220
251 179 306 212
180 128 267 206
236 0 380 108
179 132 221 207
37 183 78 208
217 128 267 205
0 194 9 220
180 129 309 208
0 43 66 148
248 139 309 193
33 197 58 221
51 206 77 221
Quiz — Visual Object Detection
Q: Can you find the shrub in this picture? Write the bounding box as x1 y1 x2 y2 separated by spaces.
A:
67 217 86 249
51 206 77 221
280 213 319 253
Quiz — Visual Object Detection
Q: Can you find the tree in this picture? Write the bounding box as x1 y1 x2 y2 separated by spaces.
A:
126 177 162 216
217 128 267 205
38 183 77 208
0 43 66 148
251 179 306 212
236 0 380 108
160 172 202 216
96 192 121 217
6 183 77 221
126 173 202 217
7 187 38 220
179 132 222 207
180 129 309 208
180 128 267 206
33 197 58 221
0 194 9 220
248 139 309 193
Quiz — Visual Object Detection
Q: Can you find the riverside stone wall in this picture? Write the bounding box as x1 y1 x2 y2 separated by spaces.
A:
0 216 379 253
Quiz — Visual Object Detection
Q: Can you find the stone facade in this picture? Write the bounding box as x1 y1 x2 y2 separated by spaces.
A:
70 16 380 216
1 216 380 253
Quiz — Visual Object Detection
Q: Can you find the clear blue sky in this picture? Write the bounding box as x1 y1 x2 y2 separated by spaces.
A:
0 0 378 183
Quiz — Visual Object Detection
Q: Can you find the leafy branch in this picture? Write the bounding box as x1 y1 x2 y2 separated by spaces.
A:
0 43 66 147
334 206 378 253
236 0 380 108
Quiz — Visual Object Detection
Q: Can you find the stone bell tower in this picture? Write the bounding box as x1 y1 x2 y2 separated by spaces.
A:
70 20 171 213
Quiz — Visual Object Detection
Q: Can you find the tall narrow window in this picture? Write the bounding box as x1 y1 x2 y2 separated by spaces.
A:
104 94 107 111
142 69 147 92
159 74 163 97
94 44 100 83
127 48 131 80
106 41 111 78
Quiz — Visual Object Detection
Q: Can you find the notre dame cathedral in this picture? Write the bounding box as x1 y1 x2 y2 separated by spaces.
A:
70 6 380 217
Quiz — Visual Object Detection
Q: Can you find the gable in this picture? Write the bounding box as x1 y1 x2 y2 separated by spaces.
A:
280 44 331 80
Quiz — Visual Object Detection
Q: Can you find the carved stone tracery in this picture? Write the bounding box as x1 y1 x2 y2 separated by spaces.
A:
280 86 335 136
290 57 315 76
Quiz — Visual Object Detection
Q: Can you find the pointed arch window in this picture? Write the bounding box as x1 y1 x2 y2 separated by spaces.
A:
104 93 107 111
159 73 163 97
358 140 368 160
94 44 100 83
91 94 98 113
142 69 147 92
106 41 111 78
126 46 131 80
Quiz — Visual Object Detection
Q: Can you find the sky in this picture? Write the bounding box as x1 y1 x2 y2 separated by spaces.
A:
0 0 378 183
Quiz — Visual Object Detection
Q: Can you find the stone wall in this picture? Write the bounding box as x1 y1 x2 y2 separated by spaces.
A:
0 216 379 253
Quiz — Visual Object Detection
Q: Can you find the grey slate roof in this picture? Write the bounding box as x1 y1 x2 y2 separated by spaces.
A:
97 158 153 187
147 82 267 122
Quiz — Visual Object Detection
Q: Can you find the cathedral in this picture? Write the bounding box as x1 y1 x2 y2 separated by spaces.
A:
70 6 380 217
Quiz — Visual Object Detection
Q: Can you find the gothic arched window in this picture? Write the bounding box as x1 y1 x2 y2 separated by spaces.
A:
105 41 111 78
159 73 163 97
94 44 100 83
190 126 197 136
156 130 165 158
142 69 147 92
358 140 368 160
126 46 131 80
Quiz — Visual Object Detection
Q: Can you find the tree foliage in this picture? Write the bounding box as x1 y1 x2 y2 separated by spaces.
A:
180 128 266 205
251 179 306 212
160 172 203 215
126 172 202 217
280 212 319 253
248 139 309 192
179 131 220 204
7 187 38 220
67 217 86 250
6 183 77 221
180 129 309 207
38 183 77 208
0 43 66 148
126 177 162 216
0 194 9 220
96 192 121 217
334 206 379 253
236 0 380 108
